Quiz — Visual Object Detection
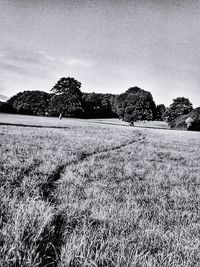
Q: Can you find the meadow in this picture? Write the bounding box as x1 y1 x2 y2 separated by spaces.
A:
0 113 200 267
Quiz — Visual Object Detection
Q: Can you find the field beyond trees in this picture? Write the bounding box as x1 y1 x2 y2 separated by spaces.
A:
0 114 200 266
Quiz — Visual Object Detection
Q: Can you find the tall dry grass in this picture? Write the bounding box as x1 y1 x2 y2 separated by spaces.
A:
0 114 200 266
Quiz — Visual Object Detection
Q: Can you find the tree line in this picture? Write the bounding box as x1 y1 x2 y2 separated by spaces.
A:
0 76 199 130
0 77 164 120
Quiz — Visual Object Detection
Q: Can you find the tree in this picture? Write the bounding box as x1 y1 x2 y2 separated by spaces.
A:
155 104 166 121
174 107 200 131
50 77 83 118
174 114 188 129
0 101 15 113
185 107 200 131
51 77 81 95
7 91 51 115
82 93 117 118
163 97 193 128
49 93 83 118
109 94 119 115
116 87 156 124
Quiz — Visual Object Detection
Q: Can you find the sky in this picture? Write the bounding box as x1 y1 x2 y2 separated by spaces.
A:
0 0 200 107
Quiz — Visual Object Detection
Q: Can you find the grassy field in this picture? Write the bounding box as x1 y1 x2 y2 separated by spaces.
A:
0 113 200 267
0 113 169 129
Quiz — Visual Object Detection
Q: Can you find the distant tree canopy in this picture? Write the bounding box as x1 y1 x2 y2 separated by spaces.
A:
51 77 82 95
155 104 166 121
0 101 15 113
49 93 84 118
49 77 118 118
7 91 51 115
163 97 193 128
82 93 117 118
116 87 156 124
3 77 198 130
49 77 83 118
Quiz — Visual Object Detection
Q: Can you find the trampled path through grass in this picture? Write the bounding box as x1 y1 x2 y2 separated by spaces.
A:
37 133 145 266
41 132 145 202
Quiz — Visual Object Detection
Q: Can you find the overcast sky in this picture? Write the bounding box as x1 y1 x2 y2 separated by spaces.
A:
0 0 200 106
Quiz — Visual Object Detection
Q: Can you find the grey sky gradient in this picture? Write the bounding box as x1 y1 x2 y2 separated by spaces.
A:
0 0 200 106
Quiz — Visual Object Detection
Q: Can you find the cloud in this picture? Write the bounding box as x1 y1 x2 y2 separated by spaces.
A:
1 47 94 71
0 59 52 79
0 48 42 64
61 58 94 67
0 47 58 66
37 51 55 61
0 48 55 78
0 62 30 75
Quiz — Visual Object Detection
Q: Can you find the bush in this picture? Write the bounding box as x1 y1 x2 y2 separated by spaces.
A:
174 107 200 131
186 107 200 131
163 97 193 128
0 101 15 113
174 115 188 129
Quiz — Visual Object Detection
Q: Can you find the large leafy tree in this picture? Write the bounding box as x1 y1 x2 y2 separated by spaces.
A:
49 77 83 118
51 77 81 95
163 97 193 128
7 91 51 115
116 87 156 124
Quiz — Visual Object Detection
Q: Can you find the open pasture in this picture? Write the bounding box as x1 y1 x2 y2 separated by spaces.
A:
0 113 200 267
0 113 169 129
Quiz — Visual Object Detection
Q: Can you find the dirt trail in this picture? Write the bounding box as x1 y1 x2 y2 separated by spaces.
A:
37 134 146 266
40 134 145 202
